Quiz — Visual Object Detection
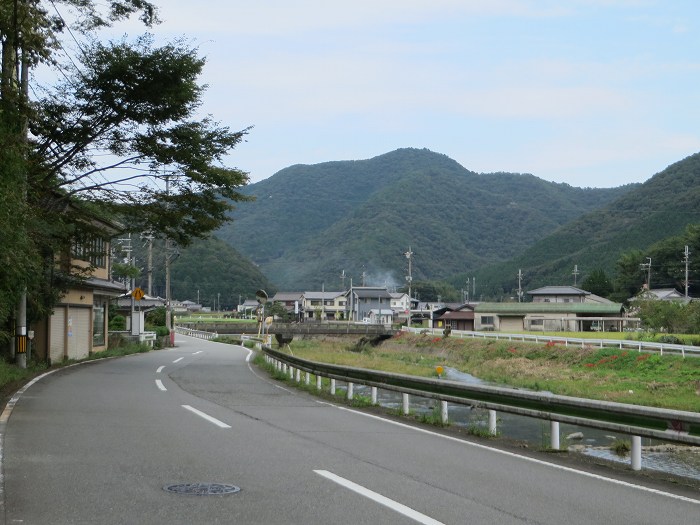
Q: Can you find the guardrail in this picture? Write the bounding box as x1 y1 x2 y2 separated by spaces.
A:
261 345 700 473
403 327 700 357
175 326 219 340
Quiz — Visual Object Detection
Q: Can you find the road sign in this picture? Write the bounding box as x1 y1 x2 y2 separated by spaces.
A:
132 287 145 301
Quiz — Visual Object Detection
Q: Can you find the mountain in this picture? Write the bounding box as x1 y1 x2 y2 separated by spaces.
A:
217 148 634 290
463 152 700 298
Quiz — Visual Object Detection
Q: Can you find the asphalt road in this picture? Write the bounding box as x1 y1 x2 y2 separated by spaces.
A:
1 335 699 524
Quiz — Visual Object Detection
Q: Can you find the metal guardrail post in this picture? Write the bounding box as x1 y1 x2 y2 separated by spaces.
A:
441 401 448 424
631 436 642 470
347 382 354 400
371 387 378 405
330 379 336 395
488 410 497 436
551 421 560 450
403 393 410 416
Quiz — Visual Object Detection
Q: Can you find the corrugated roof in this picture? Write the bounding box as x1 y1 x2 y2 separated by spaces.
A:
474 302 623 314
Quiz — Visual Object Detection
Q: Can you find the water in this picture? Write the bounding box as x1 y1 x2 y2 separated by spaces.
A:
345 368 700 482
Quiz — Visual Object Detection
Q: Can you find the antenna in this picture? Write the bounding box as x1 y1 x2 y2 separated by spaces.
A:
572 264 580 286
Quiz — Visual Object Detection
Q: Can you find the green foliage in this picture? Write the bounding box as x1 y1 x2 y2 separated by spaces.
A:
109 315 126 331
135 236 275 308
0 3 251 343
581 268 613 298
611 439 632 456
218 148 631 290
467 153 700 298
146 307 166 327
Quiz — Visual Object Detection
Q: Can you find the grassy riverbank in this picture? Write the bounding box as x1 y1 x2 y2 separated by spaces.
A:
284 332 700 412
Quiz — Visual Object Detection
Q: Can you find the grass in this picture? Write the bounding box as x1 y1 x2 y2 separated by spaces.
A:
612 439 632 456
279 333 700 412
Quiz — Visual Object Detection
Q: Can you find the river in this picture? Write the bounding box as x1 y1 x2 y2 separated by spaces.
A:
350 367 700 482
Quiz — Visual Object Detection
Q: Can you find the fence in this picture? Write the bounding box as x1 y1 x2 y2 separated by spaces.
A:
403 327 700 357
175 326 219 340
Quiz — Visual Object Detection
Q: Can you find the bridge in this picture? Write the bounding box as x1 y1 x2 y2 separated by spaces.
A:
176 321 396 338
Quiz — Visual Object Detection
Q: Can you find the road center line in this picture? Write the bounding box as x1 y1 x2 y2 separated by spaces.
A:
173 357 184 364
314 470 445 525
156 366 165 373
155 380 167 391
192 351 203 355
181 405 231 429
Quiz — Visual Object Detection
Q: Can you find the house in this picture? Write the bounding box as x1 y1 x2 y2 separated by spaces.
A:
301 291 346 320
528 286 590 303
113 292 166 334
637 288 689 302
390 292 411 323
345 287 393 323
433 304 475 331
473 302 632 332
269 291 304 319
32 216 127 364
237 299 260 318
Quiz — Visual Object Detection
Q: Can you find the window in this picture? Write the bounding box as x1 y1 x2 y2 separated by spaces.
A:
93 300 105 346
530 319 544 327
481 315 494 325
73 235 107 268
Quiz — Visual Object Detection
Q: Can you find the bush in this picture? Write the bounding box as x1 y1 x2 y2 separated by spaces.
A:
109 315 126 331
657 335 683 345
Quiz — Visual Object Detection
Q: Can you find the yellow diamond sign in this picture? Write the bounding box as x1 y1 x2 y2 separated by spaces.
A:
132 287 145 301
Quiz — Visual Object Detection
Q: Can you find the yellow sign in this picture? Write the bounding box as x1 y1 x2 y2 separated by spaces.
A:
132 287 145 301
435 365 444 377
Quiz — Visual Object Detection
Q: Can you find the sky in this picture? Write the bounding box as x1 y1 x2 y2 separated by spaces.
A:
104 0 700 188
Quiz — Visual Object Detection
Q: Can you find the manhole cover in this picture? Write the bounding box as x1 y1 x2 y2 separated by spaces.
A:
163 483 241 495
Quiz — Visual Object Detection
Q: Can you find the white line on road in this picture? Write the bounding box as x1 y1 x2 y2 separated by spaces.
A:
314 470 445 525
315 401 700 506
173 357 184 364
156 366 165 373
181 405 231 429
155 380 167 391
192 351 203 355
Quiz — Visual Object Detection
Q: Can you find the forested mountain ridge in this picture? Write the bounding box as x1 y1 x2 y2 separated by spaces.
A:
464 152 700 298
217 148 634 290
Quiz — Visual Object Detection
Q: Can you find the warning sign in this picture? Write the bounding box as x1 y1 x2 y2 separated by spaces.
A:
132 287 145 301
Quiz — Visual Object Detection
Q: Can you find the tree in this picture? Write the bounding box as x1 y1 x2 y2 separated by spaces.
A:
0 1 251 344
611 249 646 302
581 268 613 298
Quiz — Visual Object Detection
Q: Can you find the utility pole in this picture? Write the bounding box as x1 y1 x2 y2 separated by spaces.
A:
12 30 31 368
404 247 413 303
143 233 154 296
465 278 470 304
640 257 652 290
572 265 580 286
683 246 690 298
517 269 524 302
